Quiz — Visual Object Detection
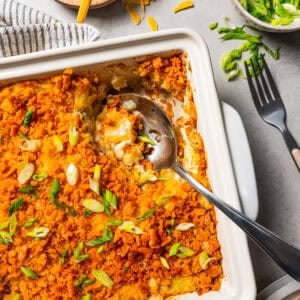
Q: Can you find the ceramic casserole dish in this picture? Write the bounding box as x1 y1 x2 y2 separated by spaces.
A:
0 28 256 300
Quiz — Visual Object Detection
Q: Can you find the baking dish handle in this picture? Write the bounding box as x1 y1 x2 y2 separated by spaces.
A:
222 102 259 220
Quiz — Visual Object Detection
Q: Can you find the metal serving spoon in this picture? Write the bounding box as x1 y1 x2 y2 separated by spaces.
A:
119 93 300 281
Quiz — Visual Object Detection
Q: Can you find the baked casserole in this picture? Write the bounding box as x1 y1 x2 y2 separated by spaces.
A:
0 54 223 299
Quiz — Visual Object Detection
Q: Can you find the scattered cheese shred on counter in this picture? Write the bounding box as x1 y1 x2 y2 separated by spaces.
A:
147 16 158 31
123 0 194 30
125 3 142 24
174 0 194 13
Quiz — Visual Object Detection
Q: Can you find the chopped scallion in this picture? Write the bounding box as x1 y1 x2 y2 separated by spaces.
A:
136 208 156 222
20 266 38 279
92 269 114 288
169 242 181 256
8 198 24 216
86 227 113 247
27 227 49 239
23 109 34 127
82 199 104 213
32 173 47 181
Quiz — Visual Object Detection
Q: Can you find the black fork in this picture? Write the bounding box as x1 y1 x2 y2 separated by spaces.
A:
245 55 300 171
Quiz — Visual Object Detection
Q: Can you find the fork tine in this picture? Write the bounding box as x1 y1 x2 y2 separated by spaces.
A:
257 55 273 101
262 55 281 100
244 61 262 111
251 56 268 105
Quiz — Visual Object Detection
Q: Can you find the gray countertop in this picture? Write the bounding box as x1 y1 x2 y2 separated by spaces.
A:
17 0 300 294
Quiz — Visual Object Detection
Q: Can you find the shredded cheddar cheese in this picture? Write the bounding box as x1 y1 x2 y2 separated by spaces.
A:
174 0 194 13
147 16 158 31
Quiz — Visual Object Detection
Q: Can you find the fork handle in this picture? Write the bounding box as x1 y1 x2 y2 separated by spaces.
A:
281 127 300 170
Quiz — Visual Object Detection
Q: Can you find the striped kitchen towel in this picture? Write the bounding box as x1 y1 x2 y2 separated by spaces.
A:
0 0 101 57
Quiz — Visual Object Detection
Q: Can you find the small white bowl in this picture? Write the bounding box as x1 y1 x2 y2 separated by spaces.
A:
231 0 300 32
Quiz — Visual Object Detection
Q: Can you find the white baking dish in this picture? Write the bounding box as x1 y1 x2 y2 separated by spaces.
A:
0 28 256 300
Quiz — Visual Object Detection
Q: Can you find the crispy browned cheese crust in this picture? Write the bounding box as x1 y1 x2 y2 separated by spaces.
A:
0 54 223 299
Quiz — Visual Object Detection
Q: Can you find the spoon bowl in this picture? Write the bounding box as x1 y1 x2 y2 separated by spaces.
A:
119 93 300 281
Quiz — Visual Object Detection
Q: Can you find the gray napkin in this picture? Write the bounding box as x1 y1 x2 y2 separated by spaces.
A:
0 0 102 57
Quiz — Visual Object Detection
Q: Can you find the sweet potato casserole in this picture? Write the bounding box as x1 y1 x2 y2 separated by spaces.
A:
0 54 223 299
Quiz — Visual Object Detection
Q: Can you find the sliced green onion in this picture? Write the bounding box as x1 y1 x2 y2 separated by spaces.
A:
0 220 10 231
92 269 114 288
137 132 156 145
74 274 87 287
18 163 35 184
136 208 156 222
209 22 218 30
86 227 113 247
24 217 37 229
20 139 41 152
53 135 64 152
23 109 34 127
32 173 47 182
155 196 170 206
27 227 49 238
0 231 13 245
18 131 29 140
97 245 105 253
9 213 17 237
81 295 92 300
59 249 68 265
73 241 90 264
82 199 104 213
169 242 181 256
19 185 37 194
160 256 170 269
175 223 195 231
20 266 38 279
69 124 79 146
8 198 24 216
82 278 96 288
50 178 60 203
176 246 195 258
74 254 89 264
89 177 100 195
199 250 215 270
102 190 117 216
83 209 92 218
107 219 122 226
66 163 79 186
138 169 158 185
93 164 101 181
12 294 20 300
118 221 143 235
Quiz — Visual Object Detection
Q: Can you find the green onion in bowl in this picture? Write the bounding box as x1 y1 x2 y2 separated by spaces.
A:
232 0 300 32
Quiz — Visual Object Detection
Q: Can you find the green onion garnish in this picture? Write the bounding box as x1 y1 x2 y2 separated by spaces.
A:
20 266 38 279
136 208 156 222
23 109 34 127
32 174 47 182
9 213 17 237
27 227 49 239
73 241 90 264
24 217 37 229
102 190 117 216
0 231 13 245
92 269 114 288
86 227 113 247
59 249 69 265
137 132 156 145
169 242 181 256
18 131 29 140
8 198 24 216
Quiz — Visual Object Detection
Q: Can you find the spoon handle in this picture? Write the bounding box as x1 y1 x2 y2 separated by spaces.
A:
174 163 300 281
